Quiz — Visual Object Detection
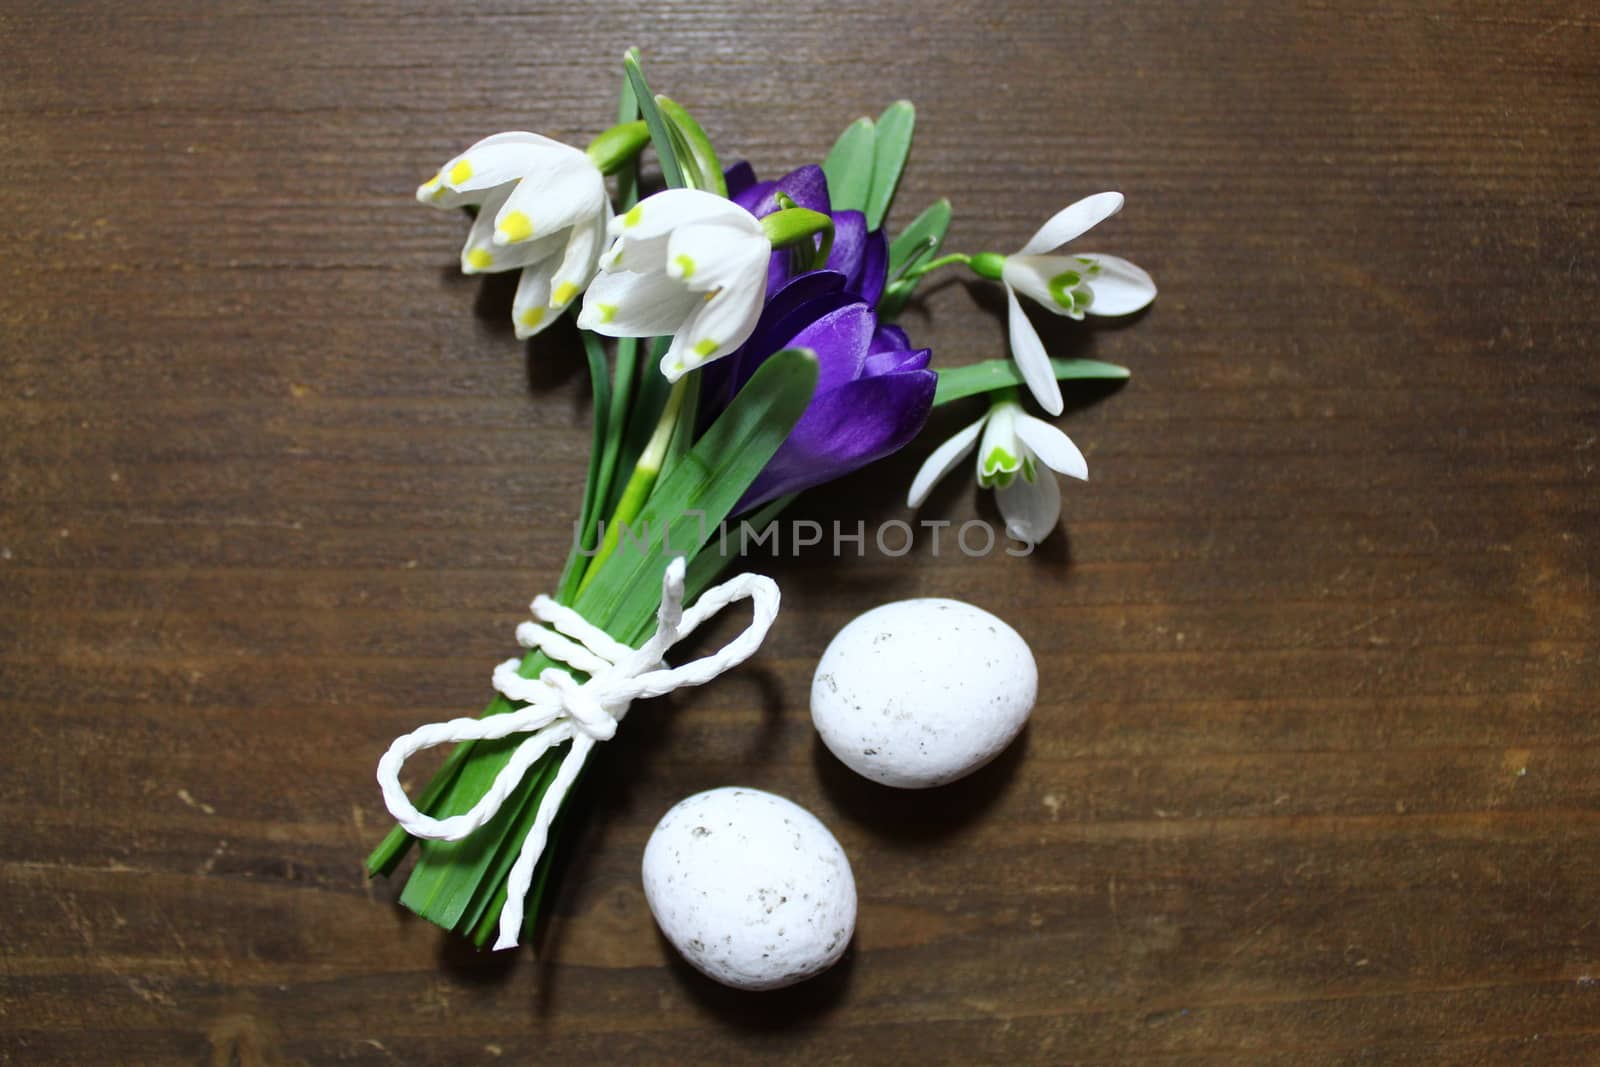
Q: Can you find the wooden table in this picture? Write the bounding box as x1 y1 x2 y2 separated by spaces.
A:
3 2 1596 1063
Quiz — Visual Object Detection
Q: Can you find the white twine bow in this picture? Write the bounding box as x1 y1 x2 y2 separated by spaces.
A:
376 557 781 950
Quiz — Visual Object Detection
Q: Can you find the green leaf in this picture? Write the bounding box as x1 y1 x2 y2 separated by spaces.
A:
623 52 685 189
572 348 817 634
821 117 875 215
614 54 642 210
388 349 818 941
683 492 795 602
656 95 726 197
555 331 614 600
888 198 951 280
364 739 470 876
933 357 1131 406
865 100 914 230
875 277 917 322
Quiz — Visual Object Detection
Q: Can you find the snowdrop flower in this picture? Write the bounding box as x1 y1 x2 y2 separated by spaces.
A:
906 394 1088 545
578 189 771 381
417 132 611 339
976 192 1156 416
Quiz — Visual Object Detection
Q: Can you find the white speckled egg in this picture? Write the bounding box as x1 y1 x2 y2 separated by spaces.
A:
641 787 855 991
811 598 1037 788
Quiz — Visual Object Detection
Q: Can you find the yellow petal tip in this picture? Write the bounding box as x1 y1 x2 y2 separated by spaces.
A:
497 210 533 244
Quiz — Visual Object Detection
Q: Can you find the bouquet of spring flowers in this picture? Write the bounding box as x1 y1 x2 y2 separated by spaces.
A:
367 50 1155 949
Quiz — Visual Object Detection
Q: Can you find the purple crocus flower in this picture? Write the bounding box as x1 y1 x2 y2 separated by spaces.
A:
725 162 888 308
704 269 935 512
703 163 933 512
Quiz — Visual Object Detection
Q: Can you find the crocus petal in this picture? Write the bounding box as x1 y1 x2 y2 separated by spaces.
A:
1015 414 1088 481
512 266 555 339
724 161 758 200
735 164 831 217
855 227 889 308
907 414 987 508
703 273 855 410
996 468 1062 545
742 368 937 511
577 267 699 337
1001 255 1088 320
1006 286 1064 416
735 271 852 372
1075 253 1157 317
419 132 562 208
825 210 867 289
786 301 873 397
869 323 912 356
492 148 606 247
863 344 931 377
1018 192 1124 256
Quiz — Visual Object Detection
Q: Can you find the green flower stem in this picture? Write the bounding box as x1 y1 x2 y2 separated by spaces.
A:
661 367 700 480
902 251 971 281
990 385 1022 408
577 375 689 592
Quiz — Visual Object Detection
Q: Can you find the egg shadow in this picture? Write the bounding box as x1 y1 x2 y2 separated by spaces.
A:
811 726 1030 843
657 927 857 1032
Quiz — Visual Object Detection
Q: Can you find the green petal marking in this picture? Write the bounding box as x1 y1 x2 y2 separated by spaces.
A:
1048 269 1083 310
979 445 1019 486
673 253 695 278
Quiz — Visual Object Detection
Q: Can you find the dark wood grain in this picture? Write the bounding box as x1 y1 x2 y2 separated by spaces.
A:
2 1 1597 1063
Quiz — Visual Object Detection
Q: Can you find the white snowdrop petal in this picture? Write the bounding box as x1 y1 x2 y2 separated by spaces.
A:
459 187 537 274
642 788 856 991
906 414 986 508
419 132 555 208
604 190 760 273
493 148 608 247
666 224 772 293
577 267 699 337
545 208 609 309
1002 254 1092 318
657 254 767 379
1015 415 1089 481
1006 286 1064 416
811 599 1038 788
1077 252 1158 317
996 469 1062 545
613 188 757 241
1018 191 1124 256
511 265 556 339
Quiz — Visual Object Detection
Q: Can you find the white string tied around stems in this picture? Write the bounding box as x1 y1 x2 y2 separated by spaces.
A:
376 557 781 950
